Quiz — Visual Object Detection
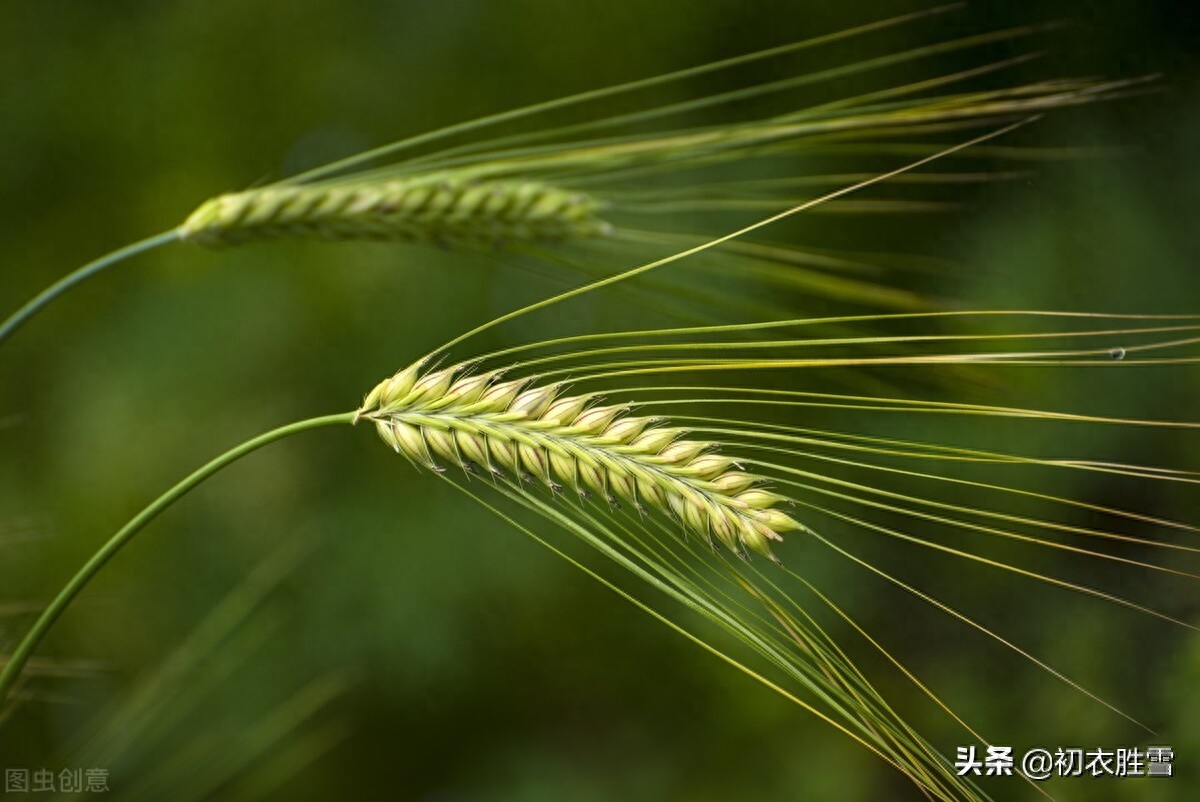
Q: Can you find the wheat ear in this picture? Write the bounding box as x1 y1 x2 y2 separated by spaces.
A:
179 176 611 247
0 9 1140 346
0 178 609 344
356 360 804 560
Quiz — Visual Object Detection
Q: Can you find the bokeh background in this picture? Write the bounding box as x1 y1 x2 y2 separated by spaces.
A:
1 1 1198 800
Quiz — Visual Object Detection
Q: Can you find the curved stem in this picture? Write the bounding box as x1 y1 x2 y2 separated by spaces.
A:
0 411 357 707
0 229 181 347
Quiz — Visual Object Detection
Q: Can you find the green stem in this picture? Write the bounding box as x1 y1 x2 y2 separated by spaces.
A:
0 229 181 346
0 411 357 708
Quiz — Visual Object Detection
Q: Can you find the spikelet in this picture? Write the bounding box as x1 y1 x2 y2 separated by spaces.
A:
355 361 805 559
179 175 612 247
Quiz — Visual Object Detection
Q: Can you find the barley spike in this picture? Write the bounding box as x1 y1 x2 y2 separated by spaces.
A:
179 175 611 247
356 361 804 559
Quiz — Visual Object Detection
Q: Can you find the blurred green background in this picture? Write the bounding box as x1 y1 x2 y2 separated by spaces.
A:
1 1 1197 800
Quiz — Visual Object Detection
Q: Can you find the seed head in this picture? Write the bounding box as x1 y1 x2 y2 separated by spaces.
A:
357 362 805 560
179 175 612 247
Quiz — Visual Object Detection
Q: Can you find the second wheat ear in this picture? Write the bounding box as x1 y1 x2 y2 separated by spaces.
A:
0 8 1142 346
179 176 611 247
357 361 804 560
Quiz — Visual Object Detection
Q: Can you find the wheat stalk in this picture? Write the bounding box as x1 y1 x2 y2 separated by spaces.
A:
356 360 804 560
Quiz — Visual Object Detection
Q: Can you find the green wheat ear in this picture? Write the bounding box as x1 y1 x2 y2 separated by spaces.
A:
0 7 1146 344
179 176 612 247
356 360 804 560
